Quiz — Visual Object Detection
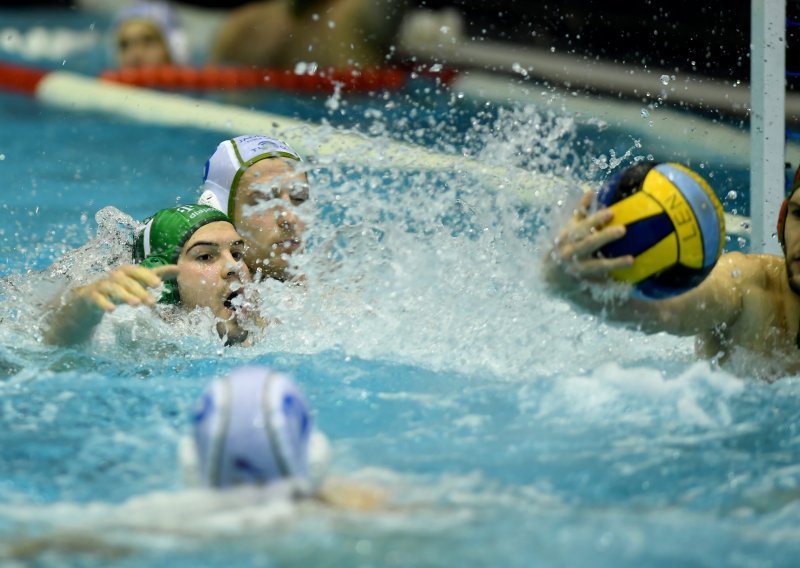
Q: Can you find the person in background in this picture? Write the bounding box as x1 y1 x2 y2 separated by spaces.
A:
210 0 407 69
200 135 309 282
43 204 254 347
112 0 189 68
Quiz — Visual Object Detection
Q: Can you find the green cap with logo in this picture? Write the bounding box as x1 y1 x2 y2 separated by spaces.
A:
133 204 231 304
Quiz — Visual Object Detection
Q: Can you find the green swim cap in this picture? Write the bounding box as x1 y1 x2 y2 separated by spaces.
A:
133 204 231 304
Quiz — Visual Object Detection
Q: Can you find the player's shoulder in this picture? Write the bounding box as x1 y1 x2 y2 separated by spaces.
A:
715 251 782 288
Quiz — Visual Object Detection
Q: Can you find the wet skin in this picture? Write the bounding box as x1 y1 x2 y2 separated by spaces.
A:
232 158 309 281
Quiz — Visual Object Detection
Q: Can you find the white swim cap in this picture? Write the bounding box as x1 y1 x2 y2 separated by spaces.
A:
190 366 313 490
199 135 302 219
113 1 190 65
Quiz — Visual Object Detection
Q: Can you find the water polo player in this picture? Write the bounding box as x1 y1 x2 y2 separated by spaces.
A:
181 365 385 509
112 1 189 69
182 365 321 492
545 162 800 379
44 204 254 347
199 135 308 282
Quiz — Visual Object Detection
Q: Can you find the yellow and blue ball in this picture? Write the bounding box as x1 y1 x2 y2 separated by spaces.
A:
595 162 725 299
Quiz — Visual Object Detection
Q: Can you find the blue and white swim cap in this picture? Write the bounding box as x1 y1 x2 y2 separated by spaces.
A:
199 135 302 219
191 366 313 489
113 1 189 65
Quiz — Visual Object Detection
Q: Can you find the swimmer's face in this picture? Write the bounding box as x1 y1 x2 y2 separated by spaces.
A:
785 192 800 294
232 158 308 281
116 20 171 68
176 221 252 344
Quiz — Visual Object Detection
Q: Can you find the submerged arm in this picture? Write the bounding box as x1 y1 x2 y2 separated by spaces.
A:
43 265 178 346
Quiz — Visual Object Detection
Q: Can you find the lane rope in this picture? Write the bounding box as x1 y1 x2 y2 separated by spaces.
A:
0 60 749 236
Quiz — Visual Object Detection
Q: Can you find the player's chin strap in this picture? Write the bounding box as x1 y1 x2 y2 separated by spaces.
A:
780 163 800 351
796 320 800 350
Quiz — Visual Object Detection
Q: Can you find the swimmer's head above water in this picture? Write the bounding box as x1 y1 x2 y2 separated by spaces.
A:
181 365 329 491
200 135 303 217
44 204 253 347
199 135 309 281
134 204 252 344
134 204 230 304
113 0 189 68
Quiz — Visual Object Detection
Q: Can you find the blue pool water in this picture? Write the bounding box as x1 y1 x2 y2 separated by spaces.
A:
1 7 799 568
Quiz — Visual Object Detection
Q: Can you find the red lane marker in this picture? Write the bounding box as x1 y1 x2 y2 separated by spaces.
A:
97 65 457 94
0 61 49 96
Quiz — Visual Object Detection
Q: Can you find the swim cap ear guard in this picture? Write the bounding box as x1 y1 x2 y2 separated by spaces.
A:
139 255 180 304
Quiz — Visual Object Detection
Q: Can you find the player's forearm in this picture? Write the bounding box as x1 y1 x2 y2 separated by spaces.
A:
42 291 104 346
543 254 693 335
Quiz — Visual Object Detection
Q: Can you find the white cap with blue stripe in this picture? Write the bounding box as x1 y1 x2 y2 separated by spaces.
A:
187 366 317 491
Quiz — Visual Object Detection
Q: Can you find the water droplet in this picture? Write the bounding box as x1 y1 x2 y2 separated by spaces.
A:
660 74 670 85
511 62 528 77
726 190 737 200
640 108 649 118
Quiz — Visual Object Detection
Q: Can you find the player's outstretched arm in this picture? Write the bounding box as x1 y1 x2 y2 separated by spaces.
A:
543 190 744 337
43 264 178 346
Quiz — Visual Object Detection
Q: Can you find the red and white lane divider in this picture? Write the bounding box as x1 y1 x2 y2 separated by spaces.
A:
0 61 563 206
0 61 752 235
98 65 458 93
0 61 48 95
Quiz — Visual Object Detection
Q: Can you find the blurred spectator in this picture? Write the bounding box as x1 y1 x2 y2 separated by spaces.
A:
112 0 189 68
210 0 407 68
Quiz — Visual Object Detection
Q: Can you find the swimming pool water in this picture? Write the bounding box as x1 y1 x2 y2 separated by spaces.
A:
1 7 799 568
